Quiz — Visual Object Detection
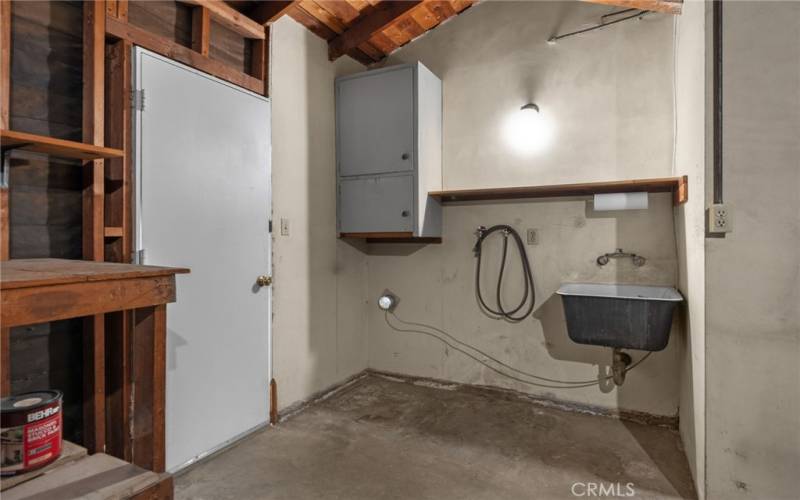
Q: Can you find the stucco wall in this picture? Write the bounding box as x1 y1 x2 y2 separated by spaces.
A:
673 0 707 495
366 1 682 416
705 2 800 498
270 17 368 409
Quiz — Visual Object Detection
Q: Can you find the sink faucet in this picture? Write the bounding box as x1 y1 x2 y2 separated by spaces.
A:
596 248 646 267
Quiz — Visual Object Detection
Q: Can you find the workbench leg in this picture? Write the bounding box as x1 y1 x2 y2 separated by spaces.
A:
84 314 106 453
1 327 10 396
132 304 167 473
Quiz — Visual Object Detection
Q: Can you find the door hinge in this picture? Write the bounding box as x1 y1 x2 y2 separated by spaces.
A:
135 249 146 264
268 219 273 233
131 89 145 111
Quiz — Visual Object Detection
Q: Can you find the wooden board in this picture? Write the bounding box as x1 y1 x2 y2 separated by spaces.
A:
2 452 159 500
105 15 264 95
429 176 689 205
1 258 189 290
1 440 87 491
0 130 124 160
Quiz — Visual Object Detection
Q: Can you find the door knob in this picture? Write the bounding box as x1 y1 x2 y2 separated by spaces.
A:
256 275 272 287
401 153 409 160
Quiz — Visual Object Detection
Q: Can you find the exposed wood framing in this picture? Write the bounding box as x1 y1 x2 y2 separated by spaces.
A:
106 0 129 21
82 0 106 455
132 304 168 473
181 0 266 39
0 130 124 160
191 6 211 56
250 0 296 25
1 0 11 395
1 0 11 274
104 38 134 461
106 15 264 95
328 1 423 61
583 0 683 14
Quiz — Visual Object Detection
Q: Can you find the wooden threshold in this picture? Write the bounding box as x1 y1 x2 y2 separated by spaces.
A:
1 129 124 160
430 176 689 206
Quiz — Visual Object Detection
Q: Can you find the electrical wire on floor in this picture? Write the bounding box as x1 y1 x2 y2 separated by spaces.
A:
385 311 652 390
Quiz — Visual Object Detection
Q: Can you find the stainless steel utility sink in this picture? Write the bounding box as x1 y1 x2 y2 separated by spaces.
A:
557 283 683 351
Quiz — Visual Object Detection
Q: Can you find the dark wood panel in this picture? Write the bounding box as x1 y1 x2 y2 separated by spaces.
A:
209 19 250 74
127 0 193 48
7 2 85 440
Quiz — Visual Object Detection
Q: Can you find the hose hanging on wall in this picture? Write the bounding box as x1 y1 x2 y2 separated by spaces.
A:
473 225 536 322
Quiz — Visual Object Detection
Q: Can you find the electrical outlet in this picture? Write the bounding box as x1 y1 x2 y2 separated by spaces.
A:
707 204 732 234
280 218 290 236
526 228 539 245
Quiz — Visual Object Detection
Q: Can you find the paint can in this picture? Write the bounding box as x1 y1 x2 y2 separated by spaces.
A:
1 391 63 476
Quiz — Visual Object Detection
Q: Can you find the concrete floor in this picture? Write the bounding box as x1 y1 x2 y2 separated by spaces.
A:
176 375 696 500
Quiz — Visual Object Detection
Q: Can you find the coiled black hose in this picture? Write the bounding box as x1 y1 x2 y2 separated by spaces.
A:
473 225 536 322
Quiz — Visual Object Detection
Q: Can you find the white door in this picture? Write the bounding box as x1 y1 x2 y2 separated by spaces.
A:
133 48 271 472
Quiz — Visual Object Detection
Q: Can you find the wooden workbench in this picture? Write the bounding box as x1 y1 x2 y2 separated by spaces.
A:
1 258 189 497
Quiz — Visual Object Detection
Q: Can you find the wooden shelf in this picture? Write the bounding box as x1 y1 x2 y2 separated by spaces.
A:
430 176 688 206
339 232 442 244
1 440 163 500
1 440 86 492
1 129 124 160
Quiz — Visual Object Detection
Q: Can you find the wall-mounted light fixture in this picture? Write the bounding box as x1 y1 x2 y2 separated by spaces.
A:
503 102 553 155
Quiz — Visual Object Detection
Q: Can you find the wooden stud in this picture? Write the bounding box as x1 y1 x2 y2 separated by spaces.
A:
180 0 265 39
83 0 106 455
191 6 211 57
106 16 265 95
1 0 10 398
328 1 423 60
0 0 10 131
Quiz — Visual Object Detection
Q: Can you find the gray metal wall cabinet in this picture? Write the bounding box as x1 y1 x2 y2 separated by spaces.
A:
336 62 442 239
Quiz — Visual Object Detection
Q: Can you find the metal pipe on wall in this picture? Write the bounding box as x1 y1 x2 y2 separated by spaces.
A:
713 0 724 204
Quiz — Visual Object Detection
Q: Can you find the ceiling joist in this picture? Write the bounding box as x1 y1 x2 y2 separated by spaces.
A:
249 0 297 25
328 1 424 61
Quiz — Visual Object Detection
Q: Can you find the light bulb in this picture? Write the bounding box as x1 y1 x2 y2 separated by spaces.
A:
503 103 554 155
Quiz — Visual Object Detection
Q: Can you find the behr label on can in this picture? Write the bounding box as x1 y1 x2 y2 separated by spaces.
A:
1 390 63 476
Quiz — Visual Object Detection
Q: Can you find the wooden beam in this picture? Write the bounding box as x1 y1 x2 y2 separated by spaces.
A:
249 0 296 25
0 0 10 399
191 6 211 56
0 0 10 131
83 0 106 455
328 1 423 61
106 15 265 95
181 0 265 39
582 0 683 14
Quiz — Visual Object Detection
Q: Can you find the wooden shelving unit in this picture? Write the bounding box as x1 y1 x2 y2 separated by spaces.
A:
0 129 124 160
430 176 689 206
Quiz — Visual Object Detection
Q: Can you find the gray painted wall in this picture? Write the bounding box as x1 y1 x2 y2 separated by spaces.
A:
367 1 682 416
705 2 800 498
